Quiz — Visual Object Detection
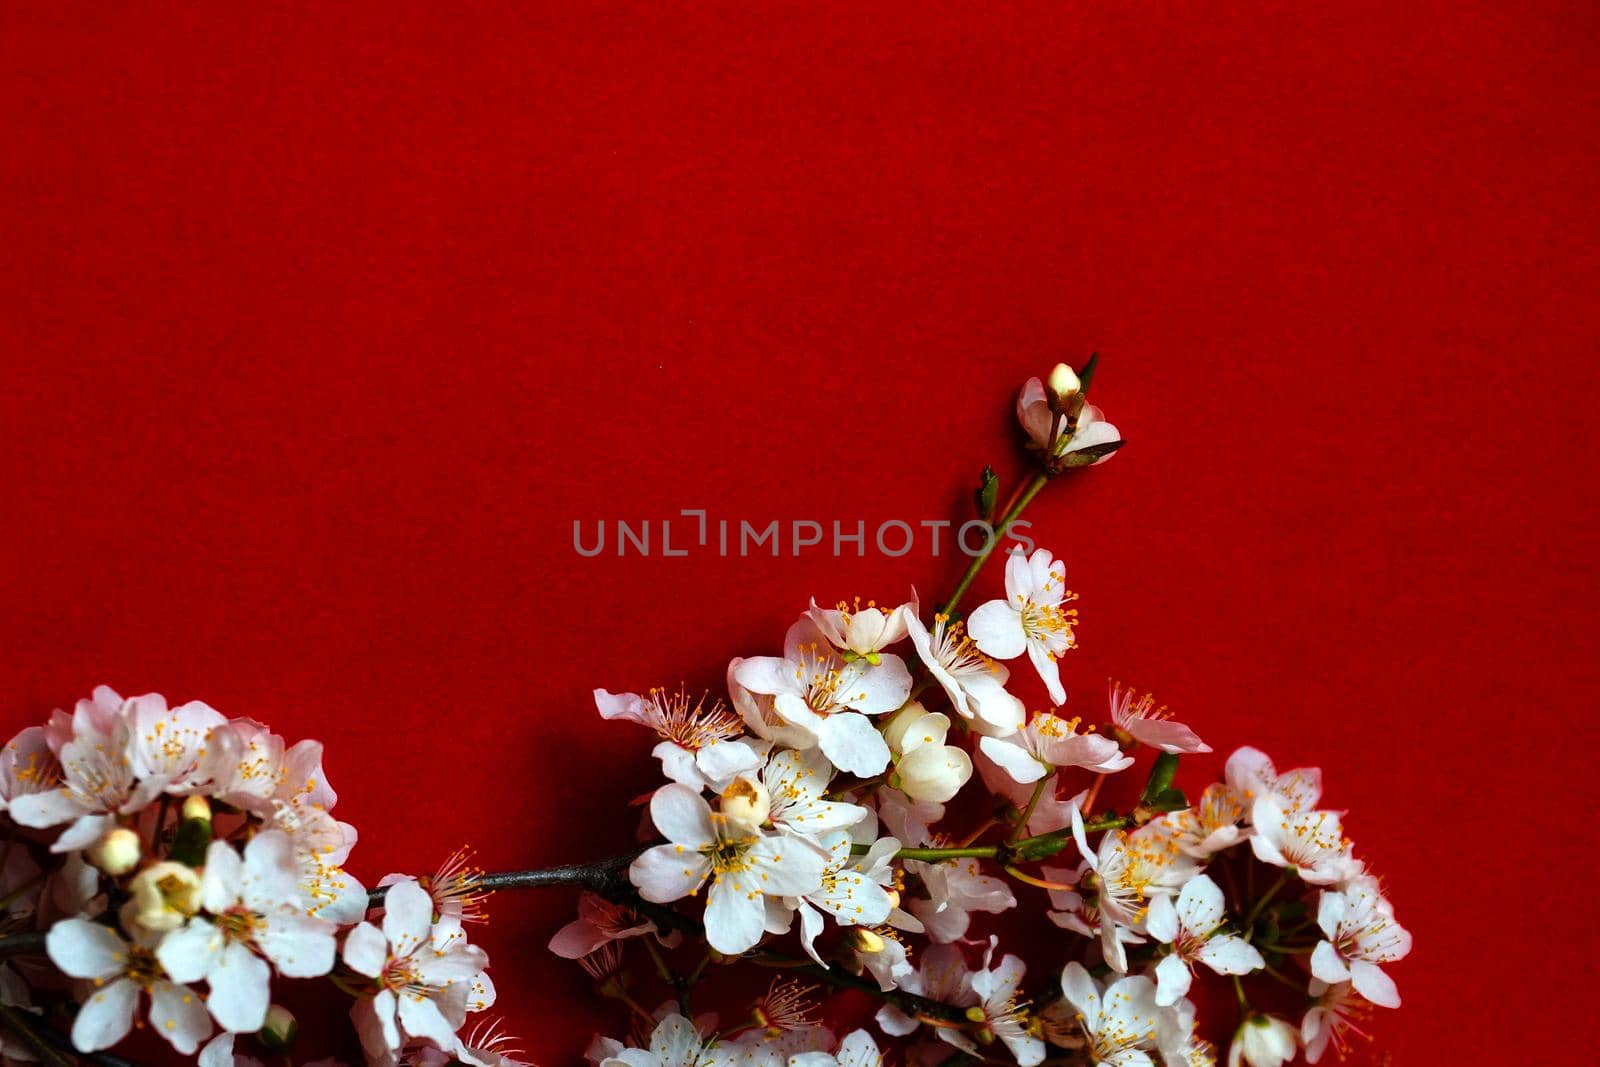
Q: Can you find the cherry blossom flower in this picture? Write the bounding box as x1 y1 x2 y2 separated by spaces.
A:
790 831 897 966
548 891 659 959
846 925 912 992
732 618 911 776
45 917 213 1054
967 549 1078 705
595 688 763 791
1107 682 1209 755
10 689 159 852
1247 800 1360 885
804 598 910 661
904 610 1024 737
758 746 869 836
1073 806 1199 928
0 726 60 813
904 855 1016 943
1309 885 1411 1008
593 1013 711 1067
628 784 826 955
786 1030 883 1067
1145 875 1263 1006
125 694 231 796
1043 863 1145 971
263 798 369 924
1043 962 1161 1066
874 943 978 1046
1163 783 1248 858
1227 1014 1297 1067
978 711 1131 785
342 878 489 1063
156 832 338 1033
1300 979 1373 1063
967 942 1045 1066
1226 747 1321 818
1016 373 1122 465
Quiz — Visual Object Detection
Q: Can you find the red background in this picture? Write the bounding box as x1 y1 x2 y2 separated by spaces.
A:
3 2 1596 1061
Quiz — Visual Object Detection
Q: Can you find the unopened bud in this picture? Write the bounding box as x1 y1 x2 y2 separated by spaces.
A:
259 1004 297 1050
180 795 211 824
87 828 142 876
881 700 929 754
851 928 886 954
1047 362 1081 407
126 861 202 932
720 776 770 830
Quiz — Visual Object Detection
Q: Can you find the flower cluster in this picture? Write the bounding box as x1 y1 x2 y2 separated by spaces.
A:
561 365 1410 1066
0 687 507 1066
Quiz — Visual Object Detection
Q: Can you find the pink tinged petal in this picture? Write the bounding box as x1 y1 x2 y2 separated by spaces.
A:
205 942 270 1033
1145 893 1178 944
1127 717 1211 755
46 917 127 980
977 736 1046 784
704 873 765 954
1153 953 1191 1007
156 920 223 984
1070 804 1096 872
352 991 400 1061
547 918 607 959
1026 641 1067 706
257 912 337 978
1225 746 1275 797
412 944 489 987
972 954 1026 1003
6 788 91 829
71 976 139 1052
594 689 649 724
649 1013 704 1066
1349 960 1401 1008
837 656 912 715
149 980 213 1054
966 602 1026 660
341 922 389 978
1176 875 1225 933
381 879 434 957
629 844 710 903
815 713 890 777
648 784 716 847
1310 941 1351 984
1198 935 1264 976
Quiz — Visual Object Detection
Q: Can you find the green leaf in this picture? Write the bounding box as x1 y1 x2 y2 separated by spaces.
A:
974 465 998 522
1140 752 1180 806
1059 439 1125 468
1076 352 1100 393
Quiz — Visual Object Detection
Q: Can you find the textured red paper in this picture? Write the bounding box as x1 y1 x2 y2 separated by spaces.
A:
2 3 1596 1061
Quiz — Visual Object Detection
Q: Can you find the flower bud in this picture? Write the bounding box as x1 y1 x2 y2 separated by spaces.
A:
1230 1013 1298 1067
850 927 885 954
719 776 770 830
259 1005 298 1051
881 700 930 754
86 828 141 876
126 861 202 932
897 737 973 804
1047 362 1081 407
181 795 211 824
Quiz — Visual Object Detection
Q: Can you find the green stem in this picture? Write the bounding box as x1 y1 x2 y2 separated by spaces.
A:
939 471 1050 617
1008 773 1054 843
1244 871 1293 930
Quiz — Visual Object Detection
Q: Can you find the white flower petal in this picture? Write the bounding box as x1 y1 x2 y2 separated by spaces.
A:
71 976 138 1052
46 917 126 980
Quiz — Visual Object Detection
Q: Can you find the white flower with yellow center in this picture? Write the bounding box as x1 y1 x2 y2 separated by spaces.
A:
1226 747 1321 818
1146 875 1263 1007
156 832 337 1033
1164 784 1248 859
629 784 827 955
1046 963 1161 1066
45 917 213 1054
978 711 1131 786
732 618 911 777
1310 885 1411 1008
758 746 869 835
1107 682 1210 755
904 610 1025 737
1073 807 1199 938
343 878 489 1061
789 830 897 966
1248 800 1359 885
804 597 911 661
595 687 764 791
966 549 1079 705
